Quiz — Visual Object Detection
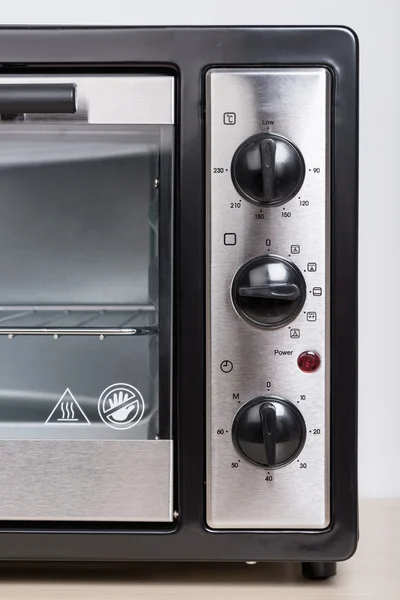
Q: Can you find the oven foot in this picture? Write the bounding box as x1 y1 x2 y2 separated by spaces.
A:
301 562 337 580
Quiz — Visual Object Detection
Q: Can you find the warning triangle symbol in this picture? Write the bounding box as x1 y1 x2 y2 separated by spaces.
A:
45 388 90 425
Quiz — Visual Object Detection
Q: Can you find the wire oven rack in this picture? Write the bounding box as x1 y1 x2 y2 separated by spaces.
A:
0 305 157 338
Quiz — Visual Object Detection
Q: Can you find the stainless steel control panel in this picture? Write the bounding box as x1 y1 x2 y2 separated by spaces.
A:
206 68 331 529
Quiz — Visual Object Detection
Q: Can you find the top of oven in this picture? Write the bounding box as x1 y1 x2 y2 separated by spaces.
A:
0 75 175 125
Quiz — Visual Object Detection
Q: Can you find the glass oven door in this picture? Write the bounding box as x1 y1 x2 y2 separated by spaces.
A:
0 75 174 522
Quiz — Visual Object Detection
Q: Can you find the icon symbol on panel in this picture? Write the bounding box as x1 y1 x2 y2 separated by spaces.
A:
223 112 236 125
291 245 300 254
290 328 301 339
224 233 237 246
307 262 317 272
220 360 234 373
307 312 317 322
312 287 322 296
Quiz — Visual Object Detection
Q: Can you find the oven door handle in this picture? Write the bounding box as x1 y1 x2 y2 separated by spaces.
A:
0 83 76 114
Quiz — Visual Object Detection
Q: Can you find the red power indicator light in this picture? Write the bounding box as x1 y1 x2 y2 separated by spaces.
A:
298 351 321 373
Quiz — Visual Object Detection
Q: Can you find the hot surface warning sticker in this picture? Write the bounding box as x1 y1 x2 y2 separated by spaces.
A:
45 388 90 425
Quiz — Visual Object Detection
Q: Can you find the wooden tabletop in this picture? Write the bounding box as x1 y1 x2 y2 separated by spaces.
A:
0 499 397 599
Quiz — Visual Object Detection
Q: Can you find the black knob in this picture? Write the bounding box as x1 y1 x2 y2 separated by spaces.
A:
232 255 306 328
232 397 306 468
231 133 305 206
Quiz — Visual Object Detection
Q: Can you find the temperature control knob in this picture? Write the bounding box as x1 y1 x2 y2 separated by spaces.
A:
232 255 306 328
231 133 305 206
232 397 306 468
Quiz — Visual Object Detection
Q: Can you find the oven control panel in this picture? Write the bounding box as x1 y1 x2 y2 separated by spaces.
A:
205 68 331 529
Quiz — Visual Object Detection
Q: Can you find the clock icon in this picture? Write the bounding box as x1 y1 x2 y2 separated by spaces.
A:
220 360 233 373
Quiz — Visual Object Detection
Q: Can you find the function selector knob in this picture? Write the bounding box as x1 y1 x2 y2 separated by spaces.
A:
232 397 306 469
232 255 306 329
231 133 305 206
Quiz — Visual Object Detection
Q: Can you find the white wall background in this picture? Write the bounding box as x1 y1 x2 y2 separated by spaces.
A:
0 0 398 498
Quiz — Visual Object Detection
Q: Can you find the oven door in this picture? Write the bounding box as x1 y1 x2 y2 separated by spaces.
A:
0 76 174 523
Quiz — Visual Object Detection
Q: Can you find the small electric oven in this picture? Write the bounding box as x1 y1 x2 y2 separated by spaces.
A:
0 27 358 579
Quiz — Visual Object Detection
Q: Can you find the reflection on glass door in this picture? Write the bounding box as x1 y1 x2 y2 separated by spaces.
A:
0 75 174 522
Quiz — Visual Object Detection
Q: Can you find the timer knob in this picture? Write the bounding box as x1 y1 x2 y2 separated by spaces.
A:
232 397 306 468
231 133 305 206
232 255 306 328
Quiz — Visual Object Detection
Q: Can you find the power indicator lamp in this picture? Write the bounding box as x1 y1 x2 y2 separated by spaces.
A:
297 351 321 373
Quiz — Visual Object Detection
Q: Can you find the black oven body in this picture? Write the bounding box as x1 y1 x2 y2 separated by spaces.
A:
0 27 358 578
